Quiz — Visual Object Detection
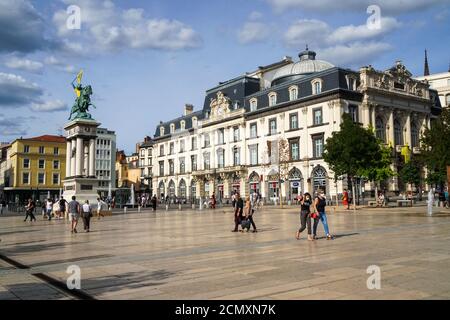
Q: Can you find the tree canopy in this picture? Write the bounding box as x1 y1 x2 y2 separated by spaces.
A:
323 113 385 181
420 108 450 186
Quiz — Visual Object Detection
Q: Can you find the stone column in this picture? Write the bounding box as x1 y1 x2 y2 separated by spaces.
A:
76 137 83 176
371 105 376 128
70 139 76 177
405 113 412 147
89 139 95 177
363 103 370 127
388 110 395 146
84 144 89 176
66 140 71 178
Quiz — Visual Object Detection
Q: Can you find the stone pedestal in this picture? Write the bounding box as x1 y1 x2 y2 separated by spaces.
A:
63 119 100 204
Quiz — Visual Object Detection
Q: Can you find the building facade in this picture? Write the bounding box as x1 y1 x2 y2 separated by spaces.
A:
138 136 154 195
95 127 117 197
3 135 66 203
416 71 450 109
150 49 442 203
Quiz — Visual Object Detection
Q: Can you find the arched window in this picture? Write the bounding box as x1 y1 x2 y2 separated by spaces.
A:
160 126 165 136
168 180 176 198
394 119 403 146
192 117 198 127
190 180 197 201
312 166 327 193
179 179 186 199
158 181 165 198
289 86 298 101
268 92 277 106
375 117 386 142
249 98 257 111
311 79 323 95
411 121 419 148
180 120 185 130
170 123 175 133
289 167 303 180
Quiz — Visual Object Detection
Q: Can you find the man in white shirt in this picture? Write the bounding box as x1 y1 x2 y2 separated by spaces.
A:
46 199 53 221
82 200 92 232
97 197 105 219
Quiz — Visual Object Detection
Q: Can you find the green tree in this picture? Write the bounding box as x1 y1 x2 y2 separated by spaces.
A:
359 143 395 200
398 157 423 197
323 113 384 210
420 108 450 188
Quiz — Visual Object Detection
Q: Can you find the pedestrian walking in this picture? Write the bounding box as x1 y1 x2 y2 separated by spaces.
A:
312 190 333 240
444 188 449 209
96 197 105 219
68 196 81 233
211 192 216 209
45 198 53 221
243 196 257 233
81 200 93 232
342 189 350 210
232 193 244 232
151 195 157 211
296 193 314 241
59 197 68 220
24 198 37 222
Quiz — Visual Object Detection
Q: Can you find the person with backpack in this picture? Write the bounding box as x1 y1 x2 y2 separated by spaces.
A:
68 196 81 233
313 190 333 240
81 200 93 232
296 192 314 241
151 194 157 211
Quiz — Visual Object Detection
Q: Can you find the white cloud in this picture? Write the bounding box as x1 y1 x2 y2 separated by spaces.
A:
238 22 271 44
284 19 329 48
320 42 393 67
0 72 42 107
31 100 67 112
44 56 76 73
53 0 202 53
4 57 44 74
328 17 401 44
249 11 264 20
267 0 450 13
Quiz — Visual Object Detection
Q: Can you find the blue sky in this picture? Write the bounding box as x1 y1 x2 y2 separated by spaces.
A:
0 0 449 153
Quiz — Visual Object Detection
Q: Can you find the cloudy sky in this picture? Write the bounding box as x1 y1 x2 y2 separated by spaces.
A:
0 0 449 153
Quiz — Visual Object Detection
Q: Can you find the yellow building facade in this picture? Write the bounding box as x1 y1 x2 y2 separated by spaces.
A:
4 135 66 203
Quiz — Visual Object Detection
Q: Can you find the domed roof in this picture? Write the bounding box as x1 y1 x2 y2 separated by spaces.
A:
272 47 334 86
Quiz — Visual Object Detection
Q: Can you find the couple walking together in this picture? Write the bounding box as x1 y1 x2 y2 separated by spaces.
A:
296 190 333 241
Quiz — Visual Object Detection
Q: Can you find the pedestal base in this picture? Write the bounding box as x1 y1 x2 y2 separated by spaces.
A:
63 177 99 204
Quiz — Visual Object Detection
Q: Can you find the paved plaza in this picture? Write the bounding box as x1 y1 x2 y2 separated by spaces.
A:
1 205 450 300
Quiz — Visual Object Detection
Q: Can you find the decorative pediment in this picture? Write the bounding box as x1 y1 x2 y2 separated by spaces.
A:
209 91 231 118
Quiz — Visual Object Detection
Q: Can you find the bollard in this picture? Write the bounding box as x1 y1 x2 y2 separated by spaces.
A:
138 206 141 213
124 206 127 214
178 203 182 211
165 204 169 211
192 204 195 210
199 197 203 211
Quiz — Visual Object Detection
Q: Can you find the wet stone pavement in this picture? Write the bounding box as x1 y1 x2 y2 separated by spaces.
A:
1 205 450 300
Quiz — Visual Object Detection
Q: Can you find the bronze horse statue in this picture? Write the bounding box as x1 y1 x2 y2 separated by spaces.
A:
68 83 96 120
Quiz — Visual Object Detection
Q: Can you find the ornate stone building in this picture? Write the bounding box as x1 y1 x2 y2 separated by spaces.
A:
150 48 442 203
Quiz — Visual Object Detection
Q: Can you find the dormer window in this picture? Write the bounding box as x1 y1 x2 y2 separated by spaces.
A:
192 117 198 127
312 79 323 95
180 120 185 130
268 92 277 106
346 75 357 90
250 98 257 112
289 86 298 101
170 123 175 133
160 126 165 136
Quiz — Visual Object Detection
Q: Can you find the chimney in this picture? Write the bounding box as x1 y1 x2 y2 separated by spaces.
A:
184 104 194 116
144 136 151 143
424 49 430 76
